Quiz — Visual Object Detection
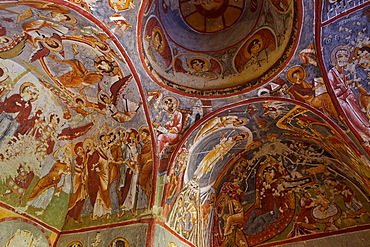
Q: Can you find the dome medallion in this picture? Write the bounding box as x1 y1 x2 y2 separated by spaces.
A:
180 0 245 33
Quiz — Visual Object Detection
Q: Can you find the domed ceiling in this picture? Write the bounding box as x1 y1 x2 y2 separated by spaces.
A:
139 0 300 96
0 0 369 247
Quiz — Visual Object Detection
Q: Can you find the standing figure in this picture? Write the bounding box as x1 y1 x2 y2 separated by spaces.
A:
327 45 370 141
66 142 88 224
120 129 139 216
137 127 153 207
84 138 100 216
108 132 123 216
92 134 112 220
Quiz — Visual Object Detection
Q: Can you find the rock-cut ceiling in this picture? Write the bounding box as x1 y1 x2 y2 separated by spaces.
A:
0 0 369 247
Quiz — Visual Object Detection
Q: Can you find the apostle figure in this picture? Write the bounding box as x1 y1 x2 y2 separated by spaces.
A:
327 45 370 141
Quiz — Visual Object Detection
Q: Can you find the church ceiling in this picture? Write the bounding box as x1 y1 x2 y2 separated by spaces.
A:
0 0 369 246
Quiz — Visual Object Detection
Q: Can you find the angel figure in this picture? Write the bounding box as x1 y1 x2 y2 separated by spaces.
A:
193 115 248 142
193 132 249 181
97 75 141 123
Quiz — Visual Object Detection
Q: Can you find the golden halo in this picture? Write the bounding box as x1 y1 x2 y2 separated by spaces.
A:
0 35 13 46
287 66 306 83
139 125 150 134
41 37 63 52
95 42 111 54
233 117 249 127
98 90 111 104
243 34 263 59
151 27 165 52
187 56 211 72
246 141 261 151
19 82 39 102
109 237 130 247
94 56 119 76
51 12 77 24
83 138 94 150
67 241 83 247
353 44 370 60
216 193 229 207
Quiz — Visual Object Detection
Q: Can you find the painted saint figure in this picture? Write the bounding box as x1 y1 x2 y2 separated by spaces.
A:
327 45 370 141
0 82 39 145
154 96 184 159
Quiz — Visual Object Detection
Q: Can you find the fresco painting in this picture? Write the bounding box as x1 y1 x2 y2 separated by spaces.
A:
0 0 152 232
0 0 369 246
164 101 370 247
140 0 300 96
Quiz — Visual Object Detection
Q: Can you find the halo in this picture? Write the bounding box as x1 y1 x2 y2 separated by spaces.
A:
162 96 179 111
139 125 150 134
151 27 165 52
51 12 77 24
187 56 211 72
41 37 63 52
0 35 13 46
287 66 306 83
329 44 351 66
19 82 38 98
83 138 94 150
94 56 119 76
67 241 83 247
246 141 261 151
0 63 9 82
108 237 130 247
233 117 249 127
216 193 229 206
242 34 263 59
94 42 111 54
98 90 111 104
353 44 370 60
73 142 84 155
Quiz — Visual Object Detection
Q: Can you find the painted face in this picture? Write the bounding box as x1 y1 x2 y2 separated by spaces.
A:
50 115 59 125
44 37 59 49
292 71 303 81
336 50 349 67
85 142 92 151
359 51 370 68
76 146 84 157
21 87 38 102
250 42 261 55
97 60 112 71
64 146 73 158
153 32 162 50
191 60 204 72
140 131 148 141
0 36 10 44
101 94 110 104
